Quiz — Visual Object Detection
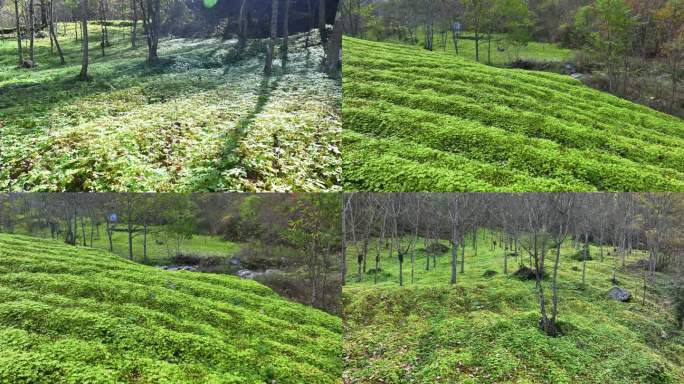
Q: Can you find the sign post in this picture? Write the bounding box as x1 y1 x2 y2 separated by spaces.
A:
452 22 461 55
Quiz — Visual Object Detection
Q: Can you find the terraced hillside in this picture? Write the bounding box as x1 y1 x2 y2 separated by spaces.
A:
343 237 684 383
342 37 684 192
0 234 342 383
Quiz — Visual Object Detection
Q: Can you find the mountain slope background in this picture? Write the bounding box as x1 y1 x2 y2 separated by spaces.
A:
0 234 342 383
342 37 684 192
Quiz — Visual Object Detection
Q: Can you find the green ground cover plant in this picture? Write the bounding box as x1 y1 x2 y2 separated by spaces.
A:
0 24 341 192
343 233 684 383
342 37 684 191
0 233 342 383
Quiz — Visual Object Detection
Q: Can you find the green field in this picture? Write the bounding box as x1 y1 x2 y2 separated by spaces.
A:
343 233 684 383
0 23 341 192
0 233 342 383
342 37 684 192
409 32 574 66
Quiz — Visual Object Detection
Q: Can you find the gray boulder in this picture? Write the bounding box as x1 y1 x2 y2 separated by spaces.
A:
608 286 631 302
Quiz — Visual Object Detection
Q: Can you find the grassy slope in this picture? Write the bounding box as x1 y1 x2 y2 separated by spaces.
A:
0 233 342 383
342 37 684 192
343 234 684 383
0 24 341 192
21 224 241 265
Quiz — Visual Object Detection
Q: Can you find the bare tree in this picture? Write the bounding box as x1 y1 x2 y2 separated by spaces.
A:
14 0 24 67
78 0 90 81
265 0 279 75
140 0 161 63
48 0 65 64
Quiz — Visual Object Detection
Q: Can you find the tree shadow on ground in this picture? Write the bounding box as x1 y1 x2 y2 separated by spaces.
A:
192 70 283 191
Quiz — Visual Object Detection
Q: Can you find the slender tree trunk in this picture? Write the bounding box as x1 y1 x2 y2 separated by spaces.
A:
475 28 480 62
29 0 35 65
282 0 290 59
100 0 106 56
398 252 403 286
410 250 415 284
305 0 312 47
143 222 148 263
14 0 24 66
460 238 465 273
450 237 458 284
78 0 89 81
105 219 113 251
264 0 278 75
40 0 48 27
131 0 137 48
318 0 325 41
49 0 65 64
89 217 95 246
550 239 562 326
341 205 346 285
487 33 492 64
80 217 87 246
582 232 588 286
504 246 508 274
326 8 342 74
237 0 247 51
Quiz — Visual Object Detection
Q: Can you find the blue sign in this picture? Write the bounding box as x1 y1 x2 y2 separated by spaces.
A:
453 22 461 33
109 213 118 222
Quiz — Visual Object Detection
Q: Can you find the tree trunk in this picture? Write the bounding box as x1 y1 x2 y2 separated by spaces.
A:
80 217 87 246
282 0 290 59
504 246 508 274
398 252 403 286
487 33 492 64
475 29 480 62
40 0 48 27
237 0 247 51
127 220 133 260
49 0 65 64
341 203 346 285
131 0 137 48
410 250 415 284
89 217 95 246
460 238 465 273
318 0 325 41
264 0 278 75
450 237 458 284
149 0 160 62
29 0 35 65
100 0 106 56
143 222 148 263
325 8 342 74
582 232 588 286
78 0 89 81
14 0 24 66
106 219 113 251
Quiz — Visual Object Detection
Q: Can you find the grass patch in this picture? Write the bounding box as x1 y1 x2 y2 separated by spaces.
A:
0 233 342 383
343 231 684 383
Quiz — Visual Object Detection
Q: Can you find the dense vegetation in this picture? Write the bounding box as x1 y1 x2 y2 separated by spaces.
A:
0 193 343 314
0 24 341 191
343 193 684 383
342 37 684 192
0 233 342 383
344 241 684 383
